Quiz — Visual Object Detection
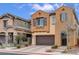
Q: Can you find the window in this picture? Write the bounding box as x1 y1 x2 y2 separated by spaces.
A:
51 16 56 25
36 17 46 27
60 12 67 22
3 20 7 27
26 22 30 29
78 29 79 36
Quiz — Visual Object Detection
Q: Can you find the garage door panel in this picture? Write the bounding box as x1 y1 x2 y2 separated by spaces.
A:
36 35 54 45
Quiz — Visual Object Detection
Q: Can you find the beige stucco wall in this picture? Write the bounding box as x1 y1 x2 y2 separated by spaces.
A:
32 12 55 45
32 32 55 45
50 15 55 34
55 6 78 47
32 6 78 47
31 10 50 32
0 16 29 36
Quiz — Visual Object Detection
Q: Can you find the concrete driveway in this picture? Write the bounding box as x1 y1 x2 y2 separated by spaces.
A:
16 45 52 54
26 46 50 52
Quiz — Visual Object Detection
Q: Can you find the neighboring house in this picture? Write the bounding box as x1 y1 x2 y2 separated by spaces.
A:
77 26 79 45
0 13 31 46
31 6 79 47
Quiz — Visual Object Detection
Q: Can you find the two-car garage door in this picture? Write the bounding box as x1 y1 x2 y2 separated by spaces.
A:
36 35 54 45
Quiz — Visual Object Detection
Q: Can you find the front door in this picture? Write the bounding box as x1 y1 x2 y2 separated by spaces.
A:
61 32 67 46
8 33 13 44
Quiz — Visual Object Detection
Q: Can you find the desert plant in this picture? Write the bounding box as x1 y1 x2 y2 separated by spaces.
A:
51 45 58 49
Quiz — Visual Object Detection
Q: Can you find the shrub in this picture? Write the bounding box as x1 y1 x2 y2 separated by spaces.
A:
16 35 21 44
51 45 58 49
0 43 2 46
67 46 72 50
16 35 29 47
24 42 28 47
25 44 28 47
62 49 68 53
46 49 52 52
16 45 21 49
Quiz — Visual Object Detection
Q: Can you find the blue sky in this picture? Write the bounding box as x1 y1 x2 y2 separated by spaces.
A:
0 3 79 20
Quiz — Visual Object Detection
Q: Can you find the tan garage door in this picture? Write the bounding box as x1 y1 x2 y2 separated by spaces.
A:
36 35 54 45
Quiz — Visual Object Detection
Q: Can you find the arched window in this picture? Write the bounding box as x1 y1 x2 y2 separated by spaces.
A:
60 12 67 22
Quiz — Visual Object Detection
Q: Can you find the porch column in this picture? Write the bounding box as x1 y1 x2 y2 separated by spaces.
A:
13 32 17 44
5 32 8 46
72 31 77 46
32 34 36 45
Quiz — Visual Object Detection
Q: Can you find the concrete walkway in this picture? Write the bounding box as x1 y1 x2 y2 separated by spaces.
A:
66 47 79 55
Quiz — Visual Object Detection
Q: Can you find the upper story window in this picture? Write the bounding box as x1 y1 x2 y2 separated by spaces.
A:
2 17 9 28
51 16 56 25
78 28 79 36
36 17 46 27
25 22 30 29
3 20 7 27
60 12 67 22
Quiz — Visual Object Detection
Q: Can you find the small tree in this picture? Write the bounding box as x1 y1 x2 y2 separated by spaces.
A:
16 35 21 44
22 36 27 42
22 36 29 46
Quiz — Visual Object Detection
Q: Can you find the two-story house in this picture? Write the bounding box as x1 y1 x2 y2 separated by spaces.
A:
31 10 55 45
31 6 78 47
0 13 31 47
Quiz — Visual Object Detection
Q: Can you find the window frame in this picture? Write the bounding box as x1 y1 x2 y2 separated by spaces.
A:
3 20 7 27
51 15 56 25
34 17 46 28
60 12 68 22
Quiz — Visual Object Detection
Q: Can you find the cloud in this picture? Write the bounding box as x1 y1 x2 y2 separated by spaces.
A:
30 3 66 15
53 3 60 8
13 3 27 10
32 3 55 12
74 4 79 12
30 12 35 15
53 3 65 9
31 3 66 12
18 4 27 9
74 4 79 20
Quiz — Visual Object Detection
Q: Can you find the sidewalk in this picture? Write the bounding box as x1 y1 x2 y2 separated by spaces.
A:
0 49 64 55
1 46 77 55
0 46 66 55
